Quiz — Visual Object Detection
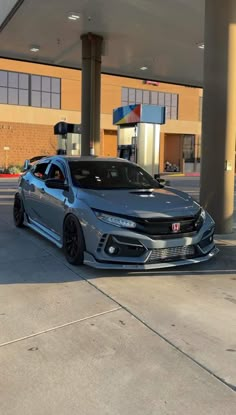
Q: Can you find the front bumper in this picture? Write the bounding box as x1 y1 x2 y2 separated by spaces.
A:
84 246 219 270
83 213 219 270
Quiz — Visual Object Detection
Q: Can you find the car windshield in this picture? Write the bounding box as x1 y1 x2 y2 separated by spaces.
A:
69 160 160 190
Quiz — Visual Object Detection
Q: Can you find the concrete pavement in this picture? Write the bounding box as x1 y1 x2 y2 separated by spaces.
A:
0 178 235 414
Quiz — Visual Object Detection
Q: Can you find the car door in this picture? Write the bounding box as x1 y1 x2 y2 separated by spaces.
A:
22 160 50 224
39 161 69 237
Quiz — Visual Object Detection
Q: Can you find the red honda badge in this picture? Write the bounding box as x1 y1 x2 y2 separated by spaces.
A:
172 223 180 233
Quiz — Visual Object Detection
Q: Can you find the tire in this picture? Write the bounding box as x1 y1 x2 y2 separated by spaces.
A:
13 193 25 227
63 214 85 265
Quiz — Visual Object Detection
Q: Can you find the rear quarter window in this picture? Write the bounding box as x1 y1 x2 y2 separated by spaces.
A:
32 162 49 180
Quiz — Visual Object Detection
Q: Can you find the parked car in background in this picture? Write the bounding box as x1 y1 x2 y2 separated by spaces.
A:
13 155 218 270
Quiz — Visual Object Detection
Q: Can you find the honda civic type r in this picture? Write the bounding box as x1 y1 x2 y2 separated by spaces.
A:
13 155 218 270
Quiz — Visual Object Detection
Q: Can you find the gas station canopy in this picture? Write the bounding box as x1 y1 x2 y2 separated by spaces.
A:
0 0 204 87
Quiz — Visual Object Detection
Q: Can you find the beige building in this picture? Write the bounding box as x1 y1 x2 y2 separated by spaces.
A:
0 58 202 172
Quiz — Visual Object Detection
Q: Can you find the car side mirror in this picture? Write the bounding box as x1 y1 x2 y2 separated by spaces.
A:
154 174 165 187
154 174 170 187
45 179 69 191
23 160 32 171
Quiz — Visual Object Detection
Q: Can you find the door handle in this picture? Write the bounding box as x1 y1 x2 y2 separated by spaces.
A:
40 188 45 194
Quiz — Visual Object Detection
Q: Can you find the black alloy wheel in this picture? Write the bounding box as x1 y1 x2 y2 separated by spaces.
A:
63 214 85 265
13 193 25 227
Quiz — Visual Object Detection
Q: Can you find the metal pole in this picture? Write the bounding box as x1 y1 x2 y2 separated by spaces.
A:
200 0 236 233
80 33 103 156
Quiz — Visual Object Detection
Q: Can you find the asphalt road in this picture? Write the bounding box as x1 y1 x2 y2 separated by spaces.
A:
168 176 200 200
168 176 236 226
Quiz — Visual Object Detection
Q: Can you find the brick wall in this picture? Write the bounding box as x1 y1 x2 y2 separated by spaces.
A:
0 122 56 168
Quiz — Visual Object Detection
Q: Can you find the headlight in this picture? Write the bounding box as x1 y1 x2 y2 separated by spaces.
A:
200 208 206 221
195 207 206 230
94 211 136 228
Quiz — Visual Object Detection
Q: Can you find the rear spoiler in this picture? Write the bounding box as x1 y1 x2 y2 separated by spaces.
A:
23 155 49 171
29 155 49 163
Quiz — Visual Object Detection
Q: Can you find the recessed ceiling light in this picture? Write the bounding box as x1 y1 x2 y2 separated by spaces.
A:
140 66 148 71
198 43 204 49
68 12 80 21
30 46 40 52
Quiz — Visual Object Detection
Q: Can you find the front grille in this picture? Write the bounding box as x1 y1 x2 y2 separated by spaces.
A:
147 245 196 263
135 211 203 237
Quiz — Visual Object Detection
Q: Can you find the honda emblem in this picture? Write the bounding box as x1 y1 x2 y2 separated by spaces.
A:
172 222 180 233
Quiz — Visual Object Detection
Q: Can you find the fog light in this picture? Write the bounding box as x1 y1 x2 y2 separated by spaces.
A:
108 246 118 255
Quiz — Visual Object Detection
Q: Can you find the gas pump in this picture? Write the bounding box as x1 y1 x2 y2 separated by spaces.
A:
113 104 165 176
54 122 81 156
118 126 137 162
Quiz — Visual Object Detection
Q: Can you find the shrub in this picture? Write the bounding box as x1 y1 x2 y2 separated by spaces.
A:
1 165 23 174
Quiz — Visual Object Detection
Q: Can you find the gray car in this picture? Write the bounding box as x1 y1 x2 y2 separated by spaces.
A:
13 155 218 270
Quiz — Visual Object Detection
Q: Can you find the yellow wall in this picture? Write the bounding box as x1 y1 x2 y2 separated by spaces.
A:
0 58 82 113
161 120 201 135
101 75 202 124
0 59 80 79
0 58 203 168
0 58 202 130
0 104 80 125
61 78 81 111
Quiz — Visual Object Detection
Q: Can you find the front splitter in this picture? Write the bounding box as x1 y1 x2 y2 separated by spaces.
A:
83 247 219 270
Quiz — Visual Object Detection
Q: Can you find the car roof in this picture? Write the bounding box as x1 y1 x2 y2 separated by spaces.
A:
58 156 128 162
38 155 132 164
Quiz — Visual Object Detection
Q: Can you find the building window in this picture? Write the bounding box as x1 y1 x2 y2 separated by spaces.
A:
0 71 29 106
31 75 60 109
0 70 61 109
121 87 178 120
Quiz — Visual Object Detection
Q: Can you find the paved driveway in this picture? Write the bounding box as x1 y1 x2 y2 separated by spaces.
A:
0 178 235 415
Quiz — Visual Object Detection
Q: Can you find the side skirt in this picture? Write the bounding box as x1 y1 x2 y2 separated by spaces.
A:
24 216 63 248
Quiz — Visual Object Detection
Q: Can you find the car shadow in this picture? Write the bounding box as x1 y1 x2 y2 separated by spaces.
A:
66 242 236 281
1 242 235 285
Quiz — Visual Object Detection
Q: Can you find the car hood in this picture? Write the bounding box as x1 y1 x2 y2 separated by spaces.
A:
78 187 200 218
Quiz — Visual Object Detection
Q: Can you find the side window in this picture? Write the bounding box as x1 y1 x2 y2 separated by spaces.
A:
32 162 49 180
126 166 150 186
48 163 65 181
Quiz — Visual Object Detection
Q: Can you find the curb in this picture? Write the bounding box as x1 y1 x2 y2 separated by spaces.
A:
0 174 20 178
164 173 185 177
162 173 200 178
0 172 201 179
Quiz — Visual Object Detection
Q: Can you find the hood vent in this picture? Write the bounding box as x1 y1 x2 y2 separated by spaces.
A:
129 190 155 195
